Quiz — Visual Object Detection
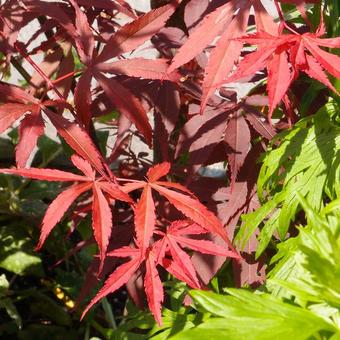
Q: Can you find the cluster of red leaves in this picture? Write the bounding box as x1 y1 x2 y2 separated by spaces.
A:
0 160 238 322
0 0 339 325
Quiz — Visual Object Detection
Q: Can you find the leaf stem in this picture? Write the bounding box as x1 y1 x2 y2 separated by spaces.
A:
101 297 117 330
274 0 300 35
52 70 82 86
116 178 142 183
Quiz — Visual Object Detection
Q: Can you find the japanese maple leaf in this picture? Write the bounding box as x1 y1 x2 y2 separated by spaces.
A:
121 162 237 253
154 220 240 287
168 0 322 113
0 155 133 270
67 0 180 141
167 0 278 113
224 23 340 116
0 82 108 177
80 246 159 323
81 220 239 325
175 102 274 189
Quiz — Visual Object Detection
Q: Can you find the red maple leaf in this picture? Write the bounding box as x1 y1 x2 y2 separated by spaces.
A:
68 0 180 141
175 101 274 190
81 220 239 325
0 154 133 271
167 0 280 113
121 162 236 251
167 0 323 113
0 82 108 177
224 21 340 116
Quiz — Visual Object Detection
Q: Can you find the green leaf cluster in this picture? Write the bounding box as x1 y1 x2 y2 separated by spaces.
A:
173 197 340 340
236 100 340 257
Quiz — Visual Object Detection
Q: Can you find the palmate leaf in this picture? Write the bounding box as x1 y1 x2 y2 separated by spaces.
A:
37 182 92 250
122 162 237 252
152 183 232 246
96 2 180 63
0 83 108 176
82 219 237 325
225 23 340 115
69 1 179 140
172 289 336 340
0 155 132 267
169 0 321 113
200 5 250 113
168 0 274 113
236 100 340 256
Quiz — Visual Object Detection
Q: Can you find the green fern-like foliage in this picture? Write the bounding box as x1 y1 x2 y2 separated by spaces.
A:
236 100 340 257
172 198 340 340
268 196 340 327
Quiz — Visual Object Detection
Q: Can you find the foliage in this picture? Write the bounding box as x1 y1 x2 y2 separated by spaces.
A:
236 99 340 256
0 0 339 338
169 198 340 340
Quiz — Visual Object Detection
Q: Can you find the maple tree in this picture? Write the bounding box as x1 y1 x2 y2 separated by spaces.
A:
0 0 339 333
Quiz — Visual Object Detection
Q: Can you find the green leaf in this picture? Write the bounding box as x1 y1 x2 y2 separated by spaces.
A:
0 273 9 295
0 274 22 329
0 224 44 276
15 199 47 219
236 100 340 255
173 289 335 340
22 181 61 200
268 198 340 325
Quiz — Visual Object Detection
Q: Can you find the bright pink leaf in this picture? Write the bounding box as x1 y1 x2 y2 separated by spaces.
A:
168 1 234 73
267 51 292 116
0 82 38 104
81 256 141 319
172 235 239 258
304 38 340 78
154 181 196 197
44 107 108 178
151 183 232 246
69 0 95 63
161 258 201 289
0 103 36 133
0 168 88 182
98 182 134 204
37 182 91 250
71 154 95 180
95 58 174 81
134 184 156 251
147 162 170 182
92 183 113 272
303 53 338 93
16 110 44 168
201 6 250 113
167 237 200 288
144 251 164 325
